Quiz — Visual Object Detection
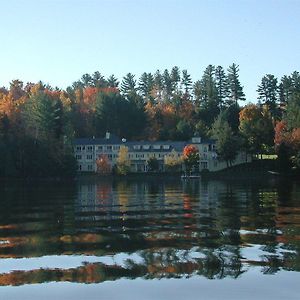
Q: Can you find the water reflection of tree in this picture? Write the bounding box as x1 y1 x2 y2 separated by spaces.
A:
1 177 300 285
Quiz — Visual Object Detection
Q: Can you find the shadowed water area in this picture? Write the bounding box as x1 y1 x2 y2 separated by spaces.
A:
0 176 300 299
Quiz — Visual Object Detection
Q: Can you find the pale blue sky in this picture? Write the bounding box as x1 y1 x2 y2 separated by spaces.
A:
1 0 300 101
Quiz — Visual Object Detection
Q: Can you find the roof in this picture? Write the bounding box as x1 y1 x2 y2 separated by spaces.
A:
74 134 121 145
74 135 215 147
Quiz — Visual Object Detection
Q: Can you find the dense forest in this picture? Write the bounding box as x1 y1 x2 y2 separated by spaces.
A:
0 63 300 177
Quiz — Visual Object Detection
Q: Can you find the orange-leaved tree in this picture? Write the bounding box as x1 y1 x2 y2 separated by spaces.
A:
96 154 112 175
183 145 199 173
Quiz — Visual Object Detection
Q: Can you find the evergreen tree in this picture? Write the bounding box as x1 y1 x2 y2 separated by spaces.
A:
212 113 239 166
171 66 181 93
163 69 173 99
121 73 137 96
215 66 227 108
181 70 192 95
257 74 278 105
138 72 154 99
291 71 300 95
197 65 219 125
226 63 245 106
154 70 164 101
193 80 202 103
92 71 106 88
24 91 62 141
200 65 218 108
107 74 119 88
285 92 300 130
81 73 93 87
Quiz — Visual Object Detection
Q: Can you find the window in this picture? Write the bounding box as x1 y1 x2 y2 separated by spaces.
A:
78 165 82 171
88 165 93 171
203 146 207 152
200 162 208 169
113 145 120 150
163 145 170 150
153 145 160 150
76 146 81 151
86 154 93 160
97 146 103 151
75 155 82 160
133 145 141 150
87 146 93 152
143 145 150 150
107 145 112 151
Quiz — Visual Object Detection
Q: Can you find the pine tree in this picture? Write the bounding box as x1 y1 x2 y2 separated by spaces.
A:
107 74 119 88
181 70 192 95
154 70 164 101
279 75 292 104
193 80 202 104
163 69 173 99
138 72 154 99
215 66 227 108
92 71 106 88
257 74 278 106
81 73 93 87
121 73 137 96
171 66 181 93
226 63 245 106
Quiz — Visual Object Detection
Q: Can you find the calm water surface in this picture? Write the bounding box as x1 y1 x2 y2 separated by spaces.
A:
0 176 300 299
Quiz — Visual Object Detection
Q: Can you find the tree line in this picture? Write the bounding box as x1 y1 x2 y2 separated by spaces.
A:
0 63 300 177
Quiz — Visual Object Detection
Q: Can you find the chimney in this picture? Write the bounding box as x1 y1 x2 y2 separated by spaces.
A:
105 131 110 139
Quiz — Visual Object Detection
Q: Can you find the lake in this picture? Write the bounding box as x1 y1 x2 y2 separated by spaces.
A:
0 176 300 300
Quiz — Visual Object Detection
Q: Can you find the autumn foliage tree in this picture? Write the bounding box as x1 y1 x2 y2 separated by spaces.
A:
239 104 274 156
96 154 112 175
164 149 183 172
183 145 199 173
116 146 130 175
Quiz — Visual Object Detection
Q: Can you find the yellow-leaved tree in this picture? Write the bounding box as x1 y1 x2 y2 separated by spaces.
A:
116 146 130 175
164 149 183 172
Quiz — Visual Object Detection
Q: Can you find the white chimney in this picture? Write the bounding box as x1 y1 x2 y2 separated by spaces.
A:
105 132 110 139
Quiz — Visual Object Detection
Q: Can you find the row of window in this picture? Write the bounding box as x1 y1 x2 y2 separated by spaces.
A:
78 165 93 171
76 154 118 160
133 144 170 150
76 145 120 152
76 144 216 153
130 153 181 159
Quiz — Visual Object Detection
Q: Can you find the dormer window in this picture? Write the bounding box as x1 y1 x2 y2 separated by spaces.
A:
163 145 170 150
133 145 141 150
153 145 161 150
143 145 150 150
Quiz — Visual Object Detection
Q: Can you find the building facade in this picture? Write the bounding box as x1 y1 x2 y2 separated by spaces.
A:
74 132 251 173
